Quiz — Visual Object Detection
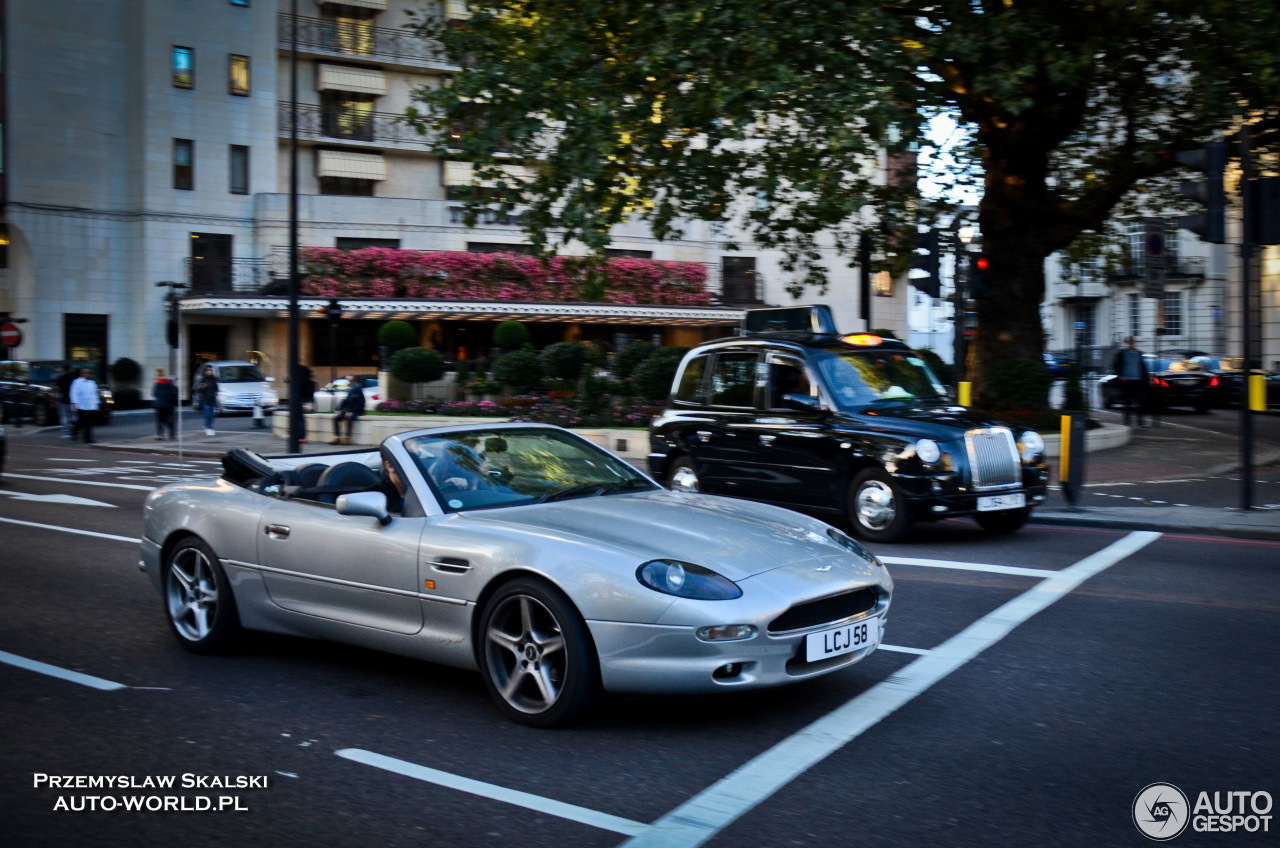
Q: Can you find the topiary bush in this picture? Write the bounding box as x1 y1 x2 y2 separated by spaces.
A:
915 348 955 387
492 320 530 351
389 347 446 384
577 371 609 415
492 349 544 394
985 358 1053 411
376 320 418 349
611 340 655 380
632 346 689 400
540 342 590 382
110 357 142 385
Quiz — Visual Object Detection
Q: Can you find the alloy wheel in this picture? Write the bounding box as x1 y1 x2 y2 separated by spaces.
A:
166 547 220 643
483 594 568 715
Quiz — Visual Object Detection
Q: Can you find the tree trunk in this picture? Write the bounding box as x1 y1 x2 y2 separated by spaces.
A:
971 141 1053 411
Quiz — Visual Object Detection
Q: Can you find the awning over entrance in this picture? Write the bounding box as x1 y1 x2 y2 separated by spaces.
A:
179 297 744 326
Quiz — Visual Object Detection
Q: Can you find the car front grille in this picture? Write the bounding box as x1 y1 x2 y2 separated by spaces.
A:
768 587 879 634
965 427 1020 489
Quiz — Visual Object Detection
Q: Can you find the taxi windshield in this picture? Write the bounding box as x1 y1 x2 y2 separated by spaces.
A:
816 350 949 410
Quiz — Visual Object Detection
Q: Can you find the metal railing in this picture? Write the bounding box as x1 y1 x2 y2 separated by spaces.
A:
277 14 451 67
280 101 431 147
185 257 272 295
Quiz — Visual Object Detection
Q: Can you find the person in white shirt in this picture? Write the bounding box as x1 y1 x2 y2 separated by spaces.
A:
69 368 101 444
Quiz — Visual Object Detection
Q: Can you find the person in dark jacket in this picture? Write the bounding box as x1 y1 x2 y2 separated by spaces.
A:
195 365 219 436
331 375 365 445
152 368 179 440
1111 337 1150 427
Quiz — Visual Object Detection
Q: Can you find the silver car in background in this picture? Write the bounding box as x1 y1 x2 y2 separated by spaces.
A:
141 424 892 726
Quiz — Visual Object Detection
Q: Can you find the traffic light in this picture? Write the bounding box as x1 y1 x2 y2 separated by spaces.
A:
968 254 993 298
1175 142 1227 244
325 298 344 325
908 228 940 298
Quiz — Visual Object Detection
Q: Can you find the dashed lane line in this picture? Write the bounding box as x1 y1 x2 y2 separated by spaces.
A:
879 556 1057 579
0 650 126 691
0 473 156 491
0 516 137 543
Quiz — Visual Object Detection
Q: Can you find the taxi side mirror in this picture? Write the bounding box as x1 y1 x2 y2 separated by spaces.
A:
781 393 822 413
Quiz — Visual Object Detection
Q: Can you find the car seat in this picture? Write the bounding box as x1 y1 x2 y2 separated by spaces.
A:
314 461 380 505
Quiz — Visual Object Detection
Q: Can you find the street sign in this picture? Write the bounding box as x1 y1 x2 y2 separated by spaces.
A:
0 322 22 347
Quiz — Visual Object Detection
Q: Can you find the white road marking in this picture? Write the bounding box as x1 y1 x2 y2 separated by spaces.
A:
0 516 136 543
45 458 96 462
336 748 649 837
879 556 1057 578
876 644 931 656
0 650 126 691
622 531 1162 848
0 492 116 508
1 473 155 491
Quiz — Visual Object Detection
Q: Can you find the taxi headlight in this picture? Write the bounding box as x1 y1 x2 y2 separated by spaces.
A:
636 560 742 600
915 438 942 464
1020 430 1045 461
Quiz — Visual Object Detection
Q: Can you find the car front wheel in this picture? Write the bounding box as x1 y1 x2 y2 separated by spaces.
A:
164 537 240 653
974 506 1031 534
479 579 600 728
665 456 701 493
34 403 50 426
847 468 911 543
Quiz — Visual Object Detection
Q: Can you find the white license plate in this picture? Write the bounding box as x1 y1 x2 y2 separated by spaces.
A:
805 616 880 662
977 492 1026 512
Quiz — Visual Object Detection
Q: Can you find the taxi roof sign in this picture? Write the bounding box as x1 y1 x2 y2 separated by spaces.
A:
741 305 838 336
841 333 884 346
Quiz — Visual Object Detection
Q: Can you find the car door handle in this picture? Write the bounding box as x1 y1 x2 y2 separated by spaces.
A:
264 524 290 539
759 434 776 445
696 430 713 443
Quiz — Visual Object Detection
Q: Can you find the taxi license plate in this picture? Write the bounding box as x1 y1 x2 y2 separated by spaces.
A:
977 492 1026 512
806 616 880 663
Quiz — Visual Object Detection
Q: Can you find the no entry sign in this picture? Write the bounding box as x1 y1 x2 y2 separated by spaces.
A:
0 322 23 347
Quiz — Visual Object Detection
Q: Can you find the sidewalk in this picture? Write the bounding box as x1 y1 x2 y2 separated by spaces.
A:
87 410 1280 542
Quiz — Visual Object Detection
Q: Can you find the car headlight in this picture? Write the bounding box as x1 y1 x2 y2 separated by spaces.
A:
826 528 885 568
915 438 942 464
1019 430 1044 461
636 559 742 600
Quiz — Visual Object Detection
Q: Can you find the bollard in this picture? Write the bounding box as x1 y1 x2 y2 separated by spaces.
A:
1248 373 1266 412
1059 413 1087 508
958 382 971 407
252 400 266 429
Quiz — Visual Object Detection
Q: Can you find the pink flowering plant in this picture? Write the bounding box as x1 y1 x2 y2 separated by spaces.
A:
301 248 710 306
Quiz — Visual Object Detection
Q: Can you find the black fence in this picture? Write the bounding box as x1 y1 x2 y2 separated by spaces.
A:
280 101 431 147
278 14 450 67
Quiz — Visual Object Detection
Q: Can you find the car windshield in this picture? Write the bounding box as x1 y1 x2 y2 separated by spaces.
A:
815 350 950 410
1150 359 1202 373
403 428 655 513
0 361 31 381
217 365 265 383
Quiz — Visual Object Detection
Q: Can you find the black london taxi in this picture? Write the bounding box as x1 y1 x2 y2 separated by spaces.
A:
647 306 1050 542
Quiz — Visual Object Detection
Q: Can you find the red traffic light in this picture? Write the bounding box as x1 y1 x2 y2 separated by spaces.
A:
975 256 989 271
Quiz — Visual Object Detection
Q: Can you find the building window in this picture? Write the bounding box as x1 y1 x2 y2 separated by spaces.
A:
229 145 249 195
1126 220 1144 275
229 55 250 96
0 224 9 269
321 6 375 57
721 256 760 304
64 314 110 382
320 91 375 141
336 237 400 250
604 248 653 259
1163 291 1183 336
1072 302 1095 347
173 47 194 89
174 139 194 190
466 242 534 254
1128 293 1141 339
319 177 374 197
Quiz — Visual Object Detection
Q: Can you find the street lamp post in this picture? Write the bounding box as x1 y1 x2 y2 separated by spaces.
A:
325 299 343 384
287 0 303 452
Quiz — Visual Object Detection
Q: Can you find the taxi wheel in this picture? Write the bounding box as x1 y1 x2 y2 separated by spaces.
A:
847 468 911 543
974 506 1031 534
666 456 701 493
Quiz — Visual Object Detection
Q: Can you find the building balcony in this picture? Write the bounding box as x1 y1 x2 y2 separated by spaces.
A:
1108 256 1207 283
277 14 454 72
185 257 273 295
719 278 766 306
279 101 433 149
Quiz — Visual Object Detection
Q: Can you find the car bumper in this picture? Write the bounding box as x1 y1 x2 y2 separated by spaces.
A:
894 464 1049 521
219 399 277 412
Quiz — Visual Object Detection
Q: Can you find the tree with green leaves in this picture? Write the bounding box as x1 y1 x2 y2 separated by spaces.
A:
408 0 1280 406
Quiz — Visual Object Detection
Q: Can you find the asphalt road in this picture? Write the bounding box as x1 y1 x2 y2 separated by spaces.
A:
1 440 1276 847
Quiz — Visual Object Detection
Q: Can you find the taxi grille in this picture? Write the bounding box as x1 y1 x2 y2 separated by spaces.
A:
966 428 1020 489
768 588 878 634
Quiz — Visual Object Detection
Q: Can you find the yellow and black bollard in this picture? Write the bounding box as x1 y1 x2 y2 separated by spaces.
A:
1059 413 1087 507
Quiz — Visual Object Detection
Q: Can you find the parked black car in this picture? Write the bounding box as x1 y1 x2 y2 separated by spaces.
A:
0 360 60 426
648 306 1050 542
1098 356 1213 413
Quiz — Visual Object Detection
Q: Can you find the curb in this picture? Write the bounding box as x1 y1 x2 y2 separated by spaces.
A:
1032 510 1280 542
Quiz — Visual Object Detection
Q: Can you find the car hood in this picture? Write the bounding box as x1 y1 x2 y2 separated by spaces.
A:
459 489 855 580
837 404 1008 440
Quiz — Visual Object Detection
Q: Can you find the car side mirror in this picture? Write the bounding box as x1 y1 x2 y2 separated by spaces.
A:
265 376 275 382
781 393 823 413
336 491 392 525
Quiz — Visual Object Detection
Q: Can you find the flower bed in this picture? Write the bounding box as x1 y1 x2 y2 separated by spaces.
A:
300 247 711 306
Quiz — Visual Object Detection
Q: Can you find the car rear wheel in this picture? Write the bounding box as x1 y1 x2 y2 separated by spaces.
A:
847 468 911 543
974 506 1031 534
164 537 239 653
479 578 600 728
34 403 50 426
666 456 701 493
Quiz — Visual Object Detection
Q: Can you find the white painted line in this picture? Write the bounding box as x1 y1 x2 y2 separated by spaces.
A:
0 516 137 544
879 556 1056 579
622 531 1162 848
0 650 126 691
1 473 155 491
336 748 649 837
876 644 931 656
45 459 97 463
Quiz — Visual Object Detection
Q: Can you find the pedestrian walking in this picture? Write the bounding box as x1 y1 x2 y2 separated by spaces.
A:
152 367 179 440
1111 337 1149 427
330 375 365 445
54 364 76 438
195 364 219 436
68 368 101 444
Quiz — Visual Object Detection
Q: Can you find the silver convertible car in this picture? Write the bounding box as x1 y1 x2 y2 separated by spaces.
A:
141 424 893 726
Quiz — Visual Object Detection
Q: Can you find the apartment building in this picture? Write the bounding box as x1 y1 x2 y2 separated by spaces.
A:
0 0 903 394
